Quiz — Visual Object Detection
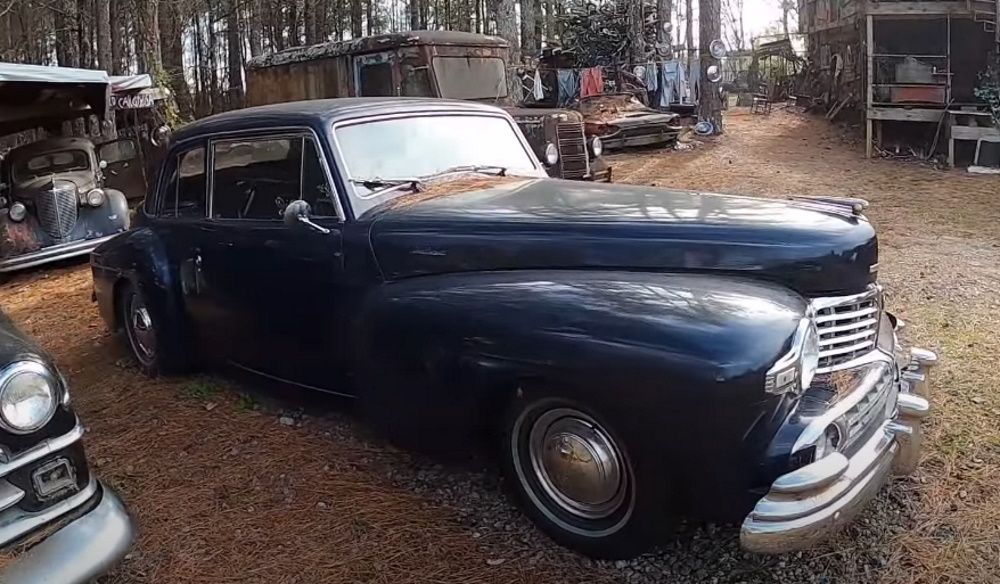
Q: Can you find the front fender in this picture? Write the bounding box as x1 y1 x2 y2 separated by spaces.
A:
357 270 808 514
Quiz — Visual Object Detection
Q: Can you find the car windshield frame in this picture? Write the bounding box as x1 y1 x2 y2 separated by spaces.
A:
331 111 543 218
12 149 91 183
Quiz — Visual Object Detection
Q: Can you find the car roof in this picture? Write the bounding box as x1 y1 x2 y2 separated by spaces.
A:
247 30 508 70
9 137 95 157
170 98 509 145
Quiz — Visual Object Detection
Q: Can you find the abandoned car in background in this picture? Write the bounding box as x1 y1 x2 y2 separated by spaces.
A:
577 93 682 150
92 98 936 559
245 30 611 182
0 310 134 581
0 63 132 273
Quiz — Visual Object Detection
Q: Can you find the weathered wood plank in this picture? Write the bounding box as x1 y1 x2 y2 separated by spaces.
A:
866 1 973 16
868 107 946 122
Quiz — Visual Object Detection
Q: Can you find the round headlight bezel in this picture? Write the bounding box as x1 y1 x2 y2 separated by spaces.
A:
0 361 59 435
86 188 106 207
8 201 26 222
590 136 604 157
544 142 559 166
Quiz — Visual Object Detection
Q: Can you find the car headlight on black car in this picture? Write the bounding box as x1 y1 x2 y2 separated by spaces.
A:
765 318 820 395
0 361 59 434
8 202 26 222
85 188 106 207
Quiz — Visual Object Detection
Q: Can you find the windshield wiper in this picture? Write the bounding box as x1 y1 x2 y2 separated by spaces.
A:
350 177 424 195
423 165 508 179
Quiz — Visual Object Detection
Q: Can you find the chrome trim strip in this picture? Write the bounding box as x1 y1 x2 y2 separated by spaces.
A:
764 317 813 394
771 452 849 494
0 234 118 273
0 421 84 479
810 284 881 311
815 306 878 324
0 478 97 545
0 481 25 513
820 317 878 336
818 328 876 346
791 358 891 454
819 339 876 358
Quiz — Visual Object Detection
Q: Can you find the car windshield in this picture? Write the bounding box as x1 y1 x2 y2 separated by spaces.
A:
432 56 508 100
13 150 90 182
335 114 538 216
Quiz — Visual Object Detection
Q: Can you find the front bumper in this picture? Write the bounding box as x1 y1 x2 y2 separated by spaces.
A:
0 234 118 273
0 481 135 583
740 346 936 554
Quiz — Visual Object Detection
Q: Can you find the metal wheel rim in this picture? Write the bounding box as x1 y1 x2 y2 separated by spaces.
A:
526 408 628 521
126 291 156 365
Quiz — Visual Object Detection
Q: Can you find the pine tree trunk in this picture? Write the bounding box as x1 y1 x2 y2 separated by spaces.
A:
161 0 194 120
96 0 112 69
520 0 536 54
657 0 672 49
135 0 162 74
350 0 362 36
628 0 644 64
684 0 693 73
54 0 80 67
492 0 518 61
698 0 723 133
544 0 555 42
227 0 243 109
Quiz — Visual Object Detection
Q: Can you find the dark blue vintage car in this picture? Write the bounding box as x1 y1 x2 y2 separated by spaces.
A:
90 97 936 559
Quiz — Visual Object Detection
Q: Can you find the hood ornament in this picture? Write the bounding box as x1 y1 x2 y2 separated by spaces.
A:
790 195 869 216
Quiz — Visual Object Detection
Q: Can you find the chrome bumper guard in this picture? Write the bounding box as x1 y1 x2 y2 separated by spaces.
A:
0 234 117 273
740 347 937 554
0 481 135 583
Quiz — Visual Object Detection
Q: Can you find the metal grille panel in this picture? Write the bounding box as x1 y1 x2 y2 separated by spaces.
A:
35 184 78 240
556 122 590 179
814 290 881 372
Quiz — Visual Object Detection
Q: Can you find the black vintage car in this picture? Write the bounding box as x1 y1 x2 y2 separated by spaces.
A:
91 98 936 559
0 311 134 580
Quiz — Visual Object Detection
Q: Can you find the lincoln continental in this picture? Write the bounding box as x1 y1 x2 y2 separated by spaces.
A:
90 98 936 559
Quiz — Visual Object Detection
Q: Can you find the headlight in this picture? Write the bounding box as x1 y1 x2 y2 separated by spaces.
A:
0 361 58 434
544 143 559 166
86 188 106 207
8 202 26 222
765 318 820 395
813 424 843 460
590 136 604 157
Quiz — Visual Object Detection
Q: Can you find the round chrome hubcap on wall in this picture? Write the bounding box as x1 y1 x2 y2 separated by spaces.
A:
527 408 628 521
126 292 156 364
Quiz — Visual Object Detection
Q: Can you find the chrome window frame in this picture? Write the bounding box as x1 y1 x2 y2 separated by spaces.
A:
329 110 545 218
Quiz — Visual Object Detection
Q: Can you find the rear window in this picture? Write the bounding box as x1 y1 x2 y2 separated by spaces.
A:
432 57 508 100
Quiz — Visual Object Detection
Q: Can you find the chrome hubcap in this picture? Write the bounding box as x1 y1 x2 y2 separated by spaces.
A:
128 293 156 363
528 409 627 520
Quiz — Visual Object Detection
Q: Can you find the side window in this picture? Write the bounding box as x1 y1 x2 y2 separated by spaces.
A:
211 135 336 220
176 148 207 217
358 62 394 96
157 146 205 218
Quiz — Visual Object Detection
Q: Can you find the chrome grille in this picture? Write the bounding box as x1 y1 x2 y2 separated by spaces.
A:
35 183 78 240
556 122 590 179
841 365 895 451
814 289 881 372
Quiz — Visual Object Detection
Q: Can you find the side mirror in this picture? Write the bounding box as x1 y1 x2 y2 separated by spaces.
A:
283 199 330 234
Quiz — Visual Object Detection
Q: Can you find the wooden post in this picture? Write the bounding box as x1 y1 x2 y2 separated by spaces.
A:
866 13 874 158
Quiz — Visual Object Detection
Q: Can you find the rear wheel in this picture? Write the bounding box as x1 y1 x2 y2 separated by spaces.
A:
501 391 666 559
118 282 188 376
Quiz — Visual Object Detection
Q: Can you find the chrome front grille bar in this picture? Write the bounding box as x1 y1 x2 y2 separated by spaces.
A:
812 286 883 373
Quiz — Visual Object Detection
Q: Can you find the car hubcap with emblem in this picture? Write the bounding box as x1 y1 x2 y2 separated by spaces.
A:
125 290 156 365
512 405 633 534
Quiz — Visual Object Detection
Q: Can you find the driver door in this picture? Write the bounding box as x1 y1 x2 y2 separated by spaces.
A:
189 130 347 392
99 138 147 200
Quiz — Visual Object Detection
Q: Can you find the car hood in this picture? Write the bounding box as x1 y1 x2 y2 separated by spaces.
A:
368 178 878 297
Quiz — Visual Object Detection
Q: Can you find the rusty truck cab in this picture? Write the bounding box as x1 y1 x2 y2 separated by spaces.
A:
246 31 610 182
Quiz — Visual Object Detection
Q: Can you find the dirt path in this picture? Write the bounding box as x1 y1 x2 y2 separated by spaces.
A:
0 108 997 583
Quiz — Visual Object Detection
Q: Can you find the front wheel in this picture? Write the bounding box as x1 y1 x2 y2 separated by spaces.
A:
501 392 666 559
